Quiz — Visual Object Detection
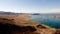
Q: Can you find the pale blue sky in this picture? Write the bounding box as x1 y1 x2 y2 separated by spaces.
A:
0 0 60 13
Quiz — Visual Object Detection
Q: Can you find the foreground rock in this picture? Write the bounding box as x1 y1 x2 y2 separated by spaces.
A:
54 29 60 34
0 18 59 34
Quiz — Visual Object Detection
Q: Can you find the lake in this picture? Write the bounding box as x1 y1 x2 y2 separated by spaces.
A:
30 14 60 29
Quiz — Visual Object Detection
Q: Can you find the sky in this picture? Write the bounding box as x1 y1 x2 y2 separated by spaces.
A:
0 0 60 13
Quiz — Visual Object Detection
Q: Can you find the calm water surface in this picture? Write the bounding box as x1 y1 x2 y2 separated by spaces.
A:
30 14 60 29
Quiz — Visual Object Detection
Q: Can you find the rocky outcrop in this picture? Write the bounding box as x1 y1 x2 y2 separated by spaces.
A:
0 18 37 34
37 25 47 29
53 29 60 34
0 23 37 34
0 18 59 34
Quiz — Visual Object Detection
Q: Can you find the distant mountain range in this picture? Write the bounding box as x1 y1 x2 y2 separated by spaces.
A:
0 11 22 15
0 11 60 15
0 11 41 15
32 13 40 15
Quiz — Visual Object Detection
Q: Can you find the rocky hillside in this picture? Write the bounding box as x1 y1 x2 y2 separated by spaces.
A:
0 14 59 34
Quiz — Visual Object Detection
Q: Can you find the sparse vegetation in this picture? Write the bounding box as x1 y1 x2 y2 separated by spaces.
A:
24 21 39 26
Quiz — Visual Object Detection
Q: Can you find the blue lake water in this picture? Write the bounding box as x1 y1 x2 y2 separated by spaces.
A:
30 14 60 29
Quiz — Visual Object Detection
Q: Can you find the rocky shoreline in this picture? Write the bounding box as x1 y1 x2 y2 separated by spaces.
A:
0 17 60 34
0 14 60 34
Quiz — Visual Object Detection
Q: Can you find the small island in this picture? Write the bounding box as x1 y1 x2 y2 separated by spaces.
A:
51 16 60 18
32 13 40 15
